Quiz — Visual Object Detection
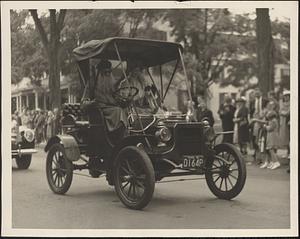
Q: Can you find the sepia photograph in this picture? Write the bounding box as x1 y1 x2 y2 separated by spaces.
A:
1 1 298 237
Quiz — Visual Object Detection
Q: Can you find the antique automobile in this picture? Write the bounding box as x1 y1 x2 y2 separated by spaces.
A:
12 125 37 169
44 37 246 210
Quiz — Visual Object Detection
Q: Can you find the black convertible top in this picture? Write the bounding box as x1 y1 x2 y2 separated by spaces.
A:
73 37 183 67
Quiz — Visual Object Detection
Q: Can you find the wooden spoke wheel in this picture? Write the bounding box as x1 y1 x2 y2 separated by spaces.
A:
205 143 246 200
113 146 155 210
46 144 73 194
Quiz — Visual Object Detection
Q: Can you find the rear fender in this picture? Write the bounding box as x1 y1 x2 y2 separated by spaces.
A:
44 135 80 162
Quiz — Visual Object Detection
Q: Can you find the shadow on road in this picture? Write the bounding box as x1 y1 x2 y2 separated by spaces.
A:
12 167 35 172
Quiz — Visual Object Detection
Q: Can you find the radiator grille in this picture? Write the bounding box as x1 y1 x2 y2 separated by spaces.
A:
175 125 203 155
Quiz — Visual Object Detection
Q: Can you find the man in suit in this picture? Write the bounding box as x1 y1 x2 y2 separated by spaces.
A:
196 97 214 127
251 88 269 163
218 94 235 143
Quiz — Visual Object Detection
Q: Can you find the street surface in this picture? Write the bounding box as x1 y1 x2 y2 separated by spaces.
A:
12 144 290 229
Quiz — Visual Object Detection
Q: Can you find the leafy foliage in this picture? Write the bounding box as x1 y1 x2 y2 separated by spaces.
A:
11 9 290 99
165 9 245 96
164 9 289 95
11 10 48 84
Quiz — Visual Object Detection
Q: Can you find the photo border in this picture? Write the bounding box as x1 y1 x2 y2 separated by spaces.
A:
1 1 298 237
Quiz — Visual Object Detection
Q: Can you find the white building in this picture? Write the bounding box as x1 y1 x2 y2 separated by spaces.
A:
11 75 78 113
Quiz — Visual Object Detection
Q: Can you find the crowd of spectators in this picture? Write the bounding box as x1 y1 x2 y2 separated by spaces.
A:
216 88 290 171
187 87 290 171
11 107 62 145
11 86 290 172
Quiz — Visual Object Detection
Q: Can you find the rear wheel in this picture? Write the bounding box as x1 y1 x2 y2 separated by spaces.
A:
15 155 32 169
205 143 246 200
46 143 73 194
113 146 155 210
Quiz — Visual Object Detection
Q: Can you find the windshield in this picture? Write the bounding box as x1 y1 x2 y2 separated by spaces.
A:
113 58 191 117
118 66 160 114
80 42 191 118
140 60 189 115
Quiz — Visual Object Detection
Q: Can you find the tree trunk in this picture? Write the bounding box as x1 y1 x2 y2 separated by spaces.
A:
49 10 61 110
256 8 275 97
30 9 66 110
48 46 61 109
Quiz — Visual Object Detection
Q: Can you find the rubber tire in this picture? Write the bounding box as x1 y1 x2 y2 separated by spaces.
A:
113 146 155 210
205 143 246 200
46 143 73 195
15 155 32 169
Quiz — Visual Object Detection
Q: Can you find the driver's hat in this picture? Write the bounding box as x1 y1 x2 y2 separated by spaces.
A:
97 60 112 71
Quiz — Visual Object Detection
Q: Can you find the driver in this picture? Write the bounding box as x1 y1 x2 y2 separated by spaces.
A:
94 60 128 137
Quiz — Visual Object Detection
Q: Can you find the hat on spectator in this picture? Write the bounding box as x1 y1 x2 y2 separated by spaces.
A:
236 96 246 103
283 90 290 96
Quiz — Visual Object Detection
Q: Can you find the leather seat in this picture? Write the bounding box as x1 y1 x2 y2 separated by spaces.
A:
81 101 105 125
63 103 82 120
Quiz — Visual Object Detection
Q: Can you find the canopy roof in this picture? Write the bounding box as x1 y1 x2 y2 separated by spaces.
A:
73 37 183 67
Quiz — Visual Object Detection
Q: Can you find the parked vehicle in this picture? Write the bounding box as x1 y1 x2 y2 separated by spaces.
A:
45 37 246 209
12 125 37 169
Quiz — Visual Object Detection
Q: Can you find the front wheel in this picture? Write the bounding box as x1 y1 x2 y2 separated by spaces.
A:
205 143 246 200
113 146 155 210
15 155 32 169
46 143 73 194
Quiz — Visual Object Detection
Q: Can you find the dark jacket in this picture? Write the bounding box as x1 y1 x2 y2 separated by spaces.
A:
218 103 235 143
235 106 249 143
196 108 215 127
218 104 235 131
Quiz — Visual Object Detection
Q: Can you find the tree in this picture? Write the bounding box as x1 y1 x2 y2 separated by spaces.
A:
121 9 165 38
11 10 28 84
29 9 67 109
272 19 290 64
224 13 289 93
59 9 125 97
255 8 275 97
11 10 48 85
59 9 166 98
220 13 258 91
165 9 241 98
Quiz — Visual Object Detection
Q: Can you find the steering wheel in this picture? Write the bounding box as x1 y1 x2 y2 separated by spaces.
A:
113 86 139 105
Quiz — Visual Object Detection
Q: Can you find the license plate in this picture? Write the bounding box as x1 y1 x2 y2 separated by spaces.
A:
182 155 204 169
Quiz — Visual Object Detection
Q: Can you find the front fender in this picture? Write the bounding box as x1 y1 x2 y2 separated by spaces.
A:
117 134 155 151
44 135 80 162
